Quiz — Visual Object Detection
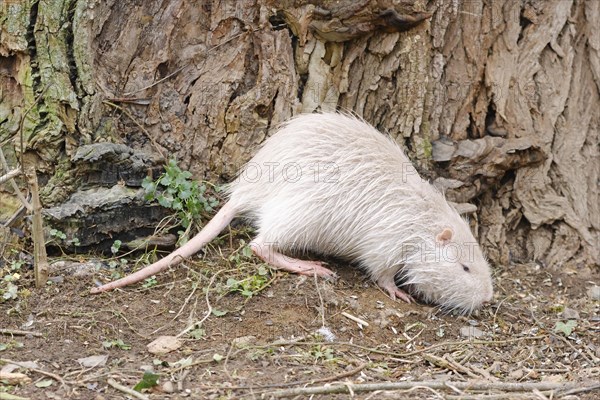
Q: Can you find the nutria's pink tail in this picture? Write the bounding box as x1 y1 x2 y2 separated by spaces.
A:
90 201 237 294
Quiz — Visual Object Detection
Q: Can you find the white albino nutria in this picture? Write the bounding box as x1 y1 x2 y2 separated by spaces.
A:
92 113 493 314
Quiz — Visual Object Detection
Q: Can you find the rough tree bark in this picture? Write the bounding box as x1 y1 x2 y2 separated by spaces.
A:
0 0 598 273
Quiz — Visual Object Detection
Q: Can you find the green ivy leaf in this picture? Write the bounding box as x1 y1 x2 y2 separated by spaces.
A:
258 266 268 276
212 309 227 317
158 195 173 208
179 189 192 200
242 246 253 259
141 178 155 191
133 371 160 392
115 339 132 350
172 198 183 211
554 320 577 336
226 278 239 288
35 379 54 388
189 328 205 339
161 175 172 186
111 240 122 255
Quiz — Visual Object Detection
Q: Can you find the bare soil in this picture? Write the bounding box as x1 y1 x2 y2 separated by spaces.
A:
1 235 599 399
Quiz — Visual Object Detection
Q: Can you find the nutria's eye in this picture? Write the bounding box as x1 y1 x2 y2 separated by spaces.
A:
462 264 470 272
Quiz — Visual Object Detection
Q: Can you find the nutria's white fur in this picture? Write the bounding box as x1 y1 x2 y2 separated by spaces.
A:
92 113 493 314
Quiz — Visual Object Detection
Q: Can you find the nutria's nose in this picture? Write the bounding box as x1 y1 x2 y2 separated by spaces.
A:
482 292 494 306
483 287 493 304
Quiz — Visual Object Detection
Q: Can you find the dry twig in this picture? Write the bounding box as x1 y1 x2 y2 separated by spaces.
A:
106 378 149 400
221 362 368 391
21 152 49 287
0 358 67 387
265 380 588 398
0 329 43 337
176 270 221 338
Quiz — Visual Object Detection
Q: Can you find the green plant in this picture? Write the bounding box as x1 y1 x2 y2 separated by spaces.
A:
1 272 22 301
228 242 254 264
48 228 80 247
311 345 335 362
110 239 122 255
108 257 128 270
0 340 24 352
142 159 219 230
554 320 577 336
133 371 159 392
49 228 67 241
225 265 270 298
189 327 206 339
102 339 132 350
142 276 158 288
1 281 19 301
9 259 25 272
0 250 30 302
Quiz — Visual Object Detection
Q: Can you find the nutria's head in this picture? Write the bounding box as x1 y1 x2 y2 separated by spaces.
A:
399 226 493 315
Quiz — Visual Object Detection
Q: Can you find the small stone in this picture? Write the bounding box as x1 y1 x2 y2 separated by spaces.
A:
460 326 485 338
488 361 503 373
561 308 580 320
542 374 566 383
48 276 64 284
232 336 256 348
162 381 175 393
508 369 524 379
587 285 600 301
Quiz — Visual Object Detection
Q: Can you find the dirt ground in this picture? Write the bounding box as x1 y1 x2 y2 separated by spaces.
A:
1 233 599 399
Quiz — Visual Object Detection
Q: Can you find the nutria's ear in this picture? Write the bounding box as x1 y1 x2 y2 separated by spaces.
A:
436 228 453 243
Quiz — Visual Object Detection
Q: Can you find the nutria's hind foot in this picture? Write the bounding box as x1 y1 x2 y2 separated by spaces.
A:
287 259 336 279
376 277 414 303
250 236 336 279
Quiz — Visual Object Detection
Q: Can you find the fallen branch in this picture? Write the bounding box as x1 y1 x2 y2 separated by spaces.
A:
560 383 600 396
21 152 49 287
0 168 22 185
233 335 547 360
265 380 586 398
0 148 30 211
341 311 369 327
222 362 368 391
0 329 43 337
107 378 149 400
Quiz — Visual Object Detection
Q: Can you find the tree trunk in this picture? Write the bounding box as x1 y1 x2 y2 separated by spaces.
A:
0 0 598 271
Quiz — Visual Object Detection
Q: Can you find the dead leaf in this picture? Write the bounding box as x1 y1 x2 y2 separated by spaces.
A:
147 336 182 355
0 371 32 385
76 354 108 368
